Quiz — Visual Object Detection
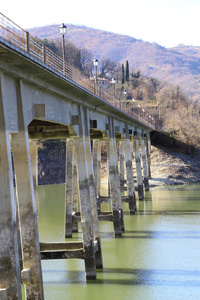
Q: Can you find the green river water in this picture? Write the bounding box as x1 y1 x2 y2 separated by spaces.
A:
34 183 200 300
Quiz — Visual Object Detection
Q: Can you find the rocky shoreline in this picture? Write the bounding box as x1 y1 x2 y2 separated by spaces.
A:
149 146 200 187
38 141 200 187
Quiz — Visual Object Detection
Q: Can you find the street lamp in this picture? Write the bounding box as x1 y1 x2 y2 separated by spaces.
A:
111 78 116 99
93 58 99 93
132 98 135 112
124 90 127 111
138 104 141 116
59 23 67 64
93 58 98 85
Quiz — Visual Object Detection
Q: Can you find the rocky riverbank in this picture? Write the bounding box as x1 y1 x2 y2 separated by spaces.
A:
149 146 200 187
38 140 200 187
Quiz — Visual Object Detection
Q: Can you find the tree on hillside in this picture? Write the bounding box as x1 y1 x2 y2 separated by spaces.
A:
99 58 118 78
80 48 94 77
55 39 94 74
125 60 129 83
121 64 125 87
40 38 59 54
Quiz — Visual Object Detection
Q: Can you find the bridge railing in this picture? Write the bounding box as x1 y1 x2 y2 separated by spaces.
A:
0 12 155 129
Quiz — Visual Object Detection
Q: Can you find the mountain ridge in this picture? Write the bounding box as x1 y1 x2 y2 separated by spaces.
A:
29 24 200 100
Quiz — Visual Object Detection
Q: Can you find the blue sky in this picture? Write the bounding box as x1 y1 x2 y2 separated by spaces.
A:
1 0 200 48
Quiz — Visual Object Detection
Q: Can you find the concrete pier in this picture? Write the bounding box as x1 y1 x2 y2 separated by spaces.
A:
12 81 44 299
134 131 144 200
0 74 22 300
141 134 149 191
124 124 136 213
65 139 74 238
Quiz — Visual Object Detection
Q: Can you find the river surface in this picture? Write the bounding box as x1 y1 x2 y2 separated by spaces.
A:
35 183 200 300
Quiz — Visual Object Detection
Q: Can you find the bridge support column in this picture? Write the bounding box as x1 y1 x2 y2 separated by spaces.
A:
93 139 101 211
107 118 122 236
124 125 136 213
29 140 39 202
12 80 44 299
113 132 125 232
84 109 103 269
141 135 149 191
134 133 144 200
75 106 98 279
65 139 74 238
72 157 79 233
0 75 22 300
146 132 152 178
119 140 125 187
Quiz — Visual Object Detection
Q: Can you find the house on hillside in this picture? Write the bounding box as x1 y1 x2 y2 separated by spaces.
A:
90 76 110 90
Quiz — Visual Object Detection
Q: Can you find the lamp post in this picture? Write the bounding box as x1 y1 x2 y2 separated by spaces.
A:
138 104 141 116
143 108 145 119
132 98 135 112
111 78 116 99
124 90 127 111
59 23 67 73
93 58 98 85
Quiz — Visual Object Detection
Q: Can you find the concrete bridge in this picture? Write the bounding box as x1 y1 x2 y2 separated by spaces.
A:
0 13 154 299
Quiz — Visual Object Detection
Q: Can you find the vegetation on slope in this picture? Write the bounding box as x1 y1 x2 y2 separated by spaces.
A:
35 32 200 151
29 24 200 101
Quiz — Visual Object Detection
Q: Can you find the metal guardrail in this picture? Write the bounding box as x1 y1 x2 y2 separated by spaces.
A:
0 12 155 129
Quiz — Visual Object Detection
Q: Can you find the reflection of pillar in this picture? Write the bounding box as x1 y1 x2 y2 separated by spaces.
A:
134 132 144 200
0 74 22 299
141 135 149 191
12 81 44 298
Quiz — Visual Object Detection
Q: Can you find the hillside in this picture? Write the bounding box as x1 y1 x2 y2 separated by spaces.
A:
29 24 200 100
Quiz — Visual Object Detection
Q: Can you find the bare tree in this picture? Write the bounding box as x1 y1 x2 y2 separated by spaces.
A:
99 58 119 78
80 48 94 77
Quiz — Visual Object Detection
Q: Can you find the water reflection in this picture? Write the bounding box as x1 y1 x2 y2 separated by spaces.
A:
42 268 200 287
94 268 200 287
37 184 200 300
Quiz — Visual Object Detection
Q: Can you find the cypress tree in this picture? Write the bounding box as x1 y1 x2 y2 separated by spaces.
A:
125 60 129 82
121 63 125 86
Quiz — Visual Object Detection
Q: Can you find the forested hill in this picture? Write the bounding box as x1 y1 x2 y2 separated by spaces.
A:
29 24 200 101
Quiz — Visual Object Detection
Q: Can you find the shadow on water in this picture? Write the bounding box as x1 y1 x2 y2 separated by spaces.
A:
100 230 200 239
123 210 200 216
43 268 200 287
121 230 200 239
